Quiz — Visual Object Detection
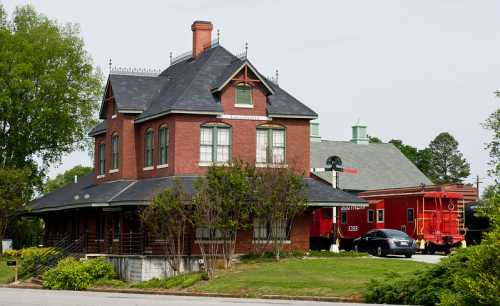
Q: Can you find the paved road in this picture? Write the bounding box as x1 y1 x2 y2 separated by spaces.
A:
370 254 446 264
0 288 389 306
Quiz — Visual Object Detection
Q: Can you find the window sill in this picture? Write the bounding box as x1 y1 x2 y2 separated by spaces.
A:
97 174 106 179
252 240 291 244
198 161 230 167
194 240 225 244
143 166 154 171
234 104 254 109
157 164 168 169
112 239 119 242
109 169 119 174
256 163 288 168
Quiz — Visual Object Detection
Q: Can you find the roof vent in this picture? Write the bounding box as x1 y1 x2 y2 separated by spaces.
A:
310 120 321 142
351 120 369 145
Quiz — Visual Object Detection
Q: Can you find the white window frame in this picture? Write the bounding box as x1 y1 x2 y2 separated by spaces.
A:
256 125 286 165
376 209 385 223
199 124 231 164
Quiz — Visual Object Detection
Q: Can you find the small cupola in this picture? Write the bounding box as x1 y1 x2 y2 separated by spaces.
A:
351 120 369 145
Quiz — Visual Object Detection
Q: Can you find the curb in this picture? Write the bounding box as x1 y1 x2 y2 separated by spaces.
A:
1 284 364 303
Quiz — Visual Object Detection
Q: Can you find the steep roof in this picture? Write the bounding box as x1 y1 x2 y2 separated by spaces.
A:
310 140 433 191
25 175 366 214
88 120 106 137
93 45 317 128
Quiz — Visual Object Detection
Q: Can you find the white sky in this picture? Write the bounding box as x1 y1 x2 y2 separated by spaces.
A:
3 0 499 190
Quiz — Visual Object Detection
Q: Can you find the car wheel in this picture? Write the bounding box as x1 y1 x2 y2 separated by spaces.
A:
405 254 412 258
376 246 385 257
354 245 359 253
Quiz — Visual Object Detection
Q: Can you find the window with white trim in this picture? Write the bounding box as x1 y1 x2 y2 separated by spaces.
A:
98 143 105 175
111 134 119 170
144 129 154 167
235 85 252 106
159 126 168 165
253 219 288 240
367 209 375 223
377 209 384 223
256 125 286 164
200 124 231 163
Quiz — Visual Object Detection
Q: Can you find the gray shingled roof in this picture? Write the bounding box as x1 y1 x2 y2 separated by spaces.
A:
92 45 317 129
311 140 432 191
88 120 106 136
99 75 164 119
25 175 365 213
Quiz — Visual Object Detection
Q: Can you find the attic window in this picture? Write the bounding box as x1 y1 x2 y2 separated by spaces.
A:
235 85 252 106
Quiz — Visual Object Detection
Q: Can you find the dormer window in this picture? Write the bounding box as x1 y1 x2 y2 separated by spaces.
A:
200 123 231 164
235 84 252 107
144 129 154 168
111 133 119 170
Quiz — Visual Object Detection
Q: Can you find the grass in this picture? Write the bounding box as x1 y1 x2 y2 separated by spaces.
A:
0 259 15 284
91 273 207 290
191 257 430 298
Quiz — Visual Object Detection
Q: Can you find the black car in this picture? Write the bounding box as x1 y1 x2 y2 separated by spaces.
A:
353 229 416 258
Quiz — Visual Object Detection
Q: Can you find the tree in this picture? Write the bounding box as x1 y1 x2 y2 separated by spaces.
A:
0 168 31 252
483 105 500 183
141 180 191 275
0 5 101 189
43 165 92 195
389 139 433 180
427 132 471 184
368 135 383 144
193 162 252 274
253 166 306 260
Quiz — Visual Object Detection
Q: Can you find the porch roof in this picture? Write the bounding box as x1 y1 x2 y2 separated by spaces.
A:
24 175 367 214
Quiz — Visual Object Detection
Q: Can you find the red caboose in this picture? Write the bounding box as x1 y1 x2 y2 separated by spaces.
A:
310 187 467 253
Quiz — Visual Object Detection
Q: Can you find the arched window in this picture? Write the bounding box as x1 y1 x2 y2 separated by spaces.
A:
111 133 119 170
200 123 231 163
158 126 169 166
256 124 286 164
98 142 105 175
235 84 252 106
144 129 154 168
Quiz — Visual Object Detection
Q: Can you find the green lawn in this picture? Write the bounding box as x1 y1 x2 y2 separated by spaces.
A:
191 257 430 299
0 259 15 284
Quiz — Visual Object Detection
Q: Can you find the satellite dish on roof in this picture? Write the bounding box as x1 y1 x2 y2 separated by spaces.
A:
326 156 343 171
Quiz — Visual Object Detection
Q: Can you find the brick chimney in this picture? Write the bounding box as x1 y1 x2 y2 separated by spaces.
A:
192 21 213 58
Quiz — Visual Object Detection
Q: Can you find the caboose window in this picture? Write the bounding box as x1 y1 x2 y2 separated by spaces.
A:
367 209 375 223
341 208 347 224
407 208 414 223
377 209 384 223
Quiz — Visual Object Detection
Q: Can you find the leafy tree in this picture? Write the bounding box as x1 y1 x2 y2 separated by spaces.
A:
193 162 252 273
0 5 101 189
427 132 470 184
483 105 500 183
141 180 191 275
43 165 92 195
252 166 306 260
368 135 383 144
389 139 433 180
0 168 31 252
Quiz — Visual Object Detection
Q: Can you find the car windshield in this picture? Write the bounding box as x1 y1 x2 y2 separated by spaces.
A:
383 230 410 239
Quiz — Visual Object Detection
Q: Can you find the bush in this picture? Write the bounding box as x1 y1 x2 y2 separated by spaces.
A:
43 257 115 290
3 247 63 278
131 273 206 289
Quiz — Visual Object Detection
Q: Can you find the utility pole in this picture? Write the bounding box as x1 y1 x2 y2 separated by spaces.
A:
476 175 482 200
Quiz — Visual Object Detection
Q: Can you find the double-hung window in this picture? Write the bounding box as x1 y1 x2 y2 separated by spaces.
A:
111 134 119 170
235 85 252 106
144 129 154 168
98 143 105 175
200 124 231 163
256 125 286 164
159 126 168 166
253 219 289 241
377 209 385 223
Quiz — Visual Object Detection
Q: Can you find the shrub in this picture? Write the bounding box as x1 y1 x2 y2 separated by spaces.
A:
131 273 205 289
43 257 115 290
4 247 63 278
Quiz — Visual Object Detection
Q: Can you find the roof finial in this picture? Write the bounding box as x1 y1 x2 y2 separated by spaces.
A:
275 69 279 85
217 29 220 44
244 41 248 58
169 52 173 65
108 58 112 72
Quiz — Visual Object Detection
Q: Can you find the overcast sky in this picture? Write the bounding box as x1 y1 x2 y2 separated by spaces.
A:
3 0 499 189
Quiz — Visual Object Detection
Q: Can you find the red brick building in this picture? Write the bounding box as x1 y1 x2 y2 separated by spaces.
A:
26 21 366 256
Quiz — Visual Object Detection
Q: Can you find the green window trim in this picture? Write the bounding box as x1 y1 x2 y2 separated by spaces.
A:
98 143 106 175
144 129 154 167
200 124 231 163
256 126 286 164
159 126 169 165
235 85 253 105
111 134 119 170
